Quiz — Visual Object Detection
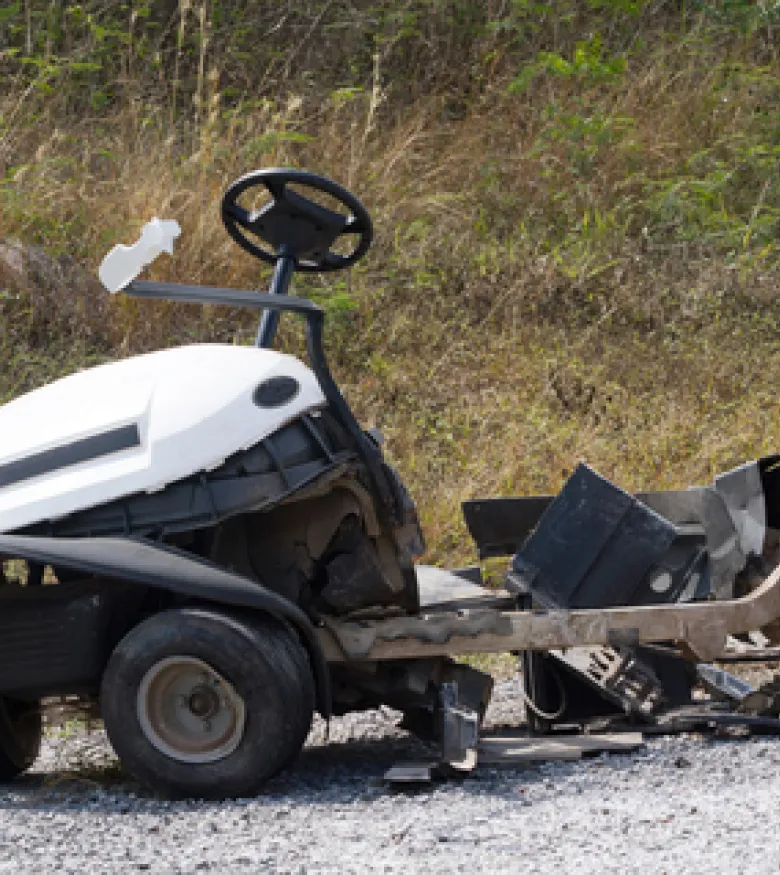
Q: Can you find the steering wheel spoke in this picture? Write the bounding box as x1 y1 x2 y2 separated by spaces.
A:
262 177 287 201
224 202 255 230
342 214 368 235
322 252 349 269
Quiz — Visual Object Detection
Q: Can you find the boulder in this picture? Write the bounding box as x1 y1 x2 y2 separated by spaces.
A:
0 240 111 345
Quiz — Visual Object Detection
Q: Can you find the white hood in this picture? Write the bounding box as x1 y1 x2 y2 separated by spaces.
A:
0 344 325 532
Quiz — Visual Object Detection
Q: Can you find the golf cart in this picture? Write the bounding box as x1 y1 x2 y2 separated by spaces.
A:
1 169 780 797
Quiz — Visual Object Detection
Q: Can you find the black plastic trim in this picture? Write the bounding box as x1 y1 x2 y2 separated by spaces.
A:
0 424 140 489
464 488 709 559
253 376 300 408
16 417 350 539
0 534 332 716
0 579 142 698
127 281 323 316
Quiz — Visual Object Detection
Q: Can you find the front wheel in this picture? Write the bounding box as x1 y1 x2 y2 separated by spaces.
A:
100 608 315 799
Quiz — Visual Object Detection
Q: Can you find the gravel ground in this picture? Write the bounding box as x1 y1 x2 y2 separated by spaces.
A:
2 677 780 873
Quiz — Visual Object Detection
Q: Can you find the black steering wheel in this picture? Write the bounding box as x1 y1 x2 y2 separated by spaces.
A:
221 168 373 273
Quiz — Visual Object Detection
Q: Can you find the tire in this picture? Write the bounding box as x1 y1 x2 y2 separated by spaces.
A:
0 697 42 781
100 608 315 799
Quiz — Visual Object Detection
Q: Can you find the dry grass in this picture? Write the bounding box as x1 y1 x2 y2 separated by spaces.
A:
1 3 780 567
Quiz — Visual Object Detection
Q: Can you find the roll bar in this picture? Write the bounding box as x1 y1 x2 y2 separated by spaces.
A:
125 280 399 522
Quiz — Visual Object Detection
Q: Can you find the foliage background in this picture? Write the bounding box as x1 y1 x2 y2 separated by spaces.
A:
1 0 779 564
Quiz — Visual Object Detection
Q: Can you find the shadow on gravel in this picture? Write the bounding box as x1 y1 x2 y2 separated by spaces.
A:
0 725 757 811
0 734 434 809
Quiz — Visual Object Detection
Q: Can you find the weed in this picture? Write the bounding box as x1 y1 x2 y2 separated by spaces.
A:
0 2 779 571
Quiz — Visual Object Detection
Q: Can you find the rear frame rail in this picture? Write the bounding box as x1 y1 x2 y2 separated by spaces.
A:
318 562 780 664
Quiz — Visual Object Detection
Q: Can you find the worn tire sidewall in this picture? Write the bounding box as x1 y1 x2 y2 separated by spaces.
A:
101 609 304 798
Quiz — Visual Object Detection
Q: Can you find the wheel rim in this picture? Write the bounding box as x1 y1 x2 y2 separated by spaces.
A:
136 656 246 764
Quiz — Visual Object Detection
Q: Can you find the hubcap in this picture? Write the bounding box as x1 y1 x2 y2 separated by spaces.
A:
137 656 246 764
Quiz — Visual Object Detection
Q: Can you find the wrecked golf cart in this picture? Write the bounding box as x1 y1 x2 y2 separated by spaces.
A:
0 168 779 798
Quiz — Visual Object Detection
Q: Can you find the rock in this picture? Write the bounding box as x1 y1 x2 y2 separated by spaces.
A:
0 239 111 345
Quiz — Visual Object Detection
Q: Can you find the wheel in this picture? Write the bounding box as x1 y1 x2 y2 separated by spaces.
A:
100 608 315 799
0 697 42 781
221 168 372 271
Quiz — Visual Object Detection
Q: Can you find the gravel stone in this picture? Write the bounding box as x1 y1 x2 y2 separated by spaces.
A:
1 678 779 873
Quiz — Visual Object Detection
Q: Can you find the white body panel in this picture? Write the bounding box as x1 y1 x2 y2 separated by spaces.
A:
0 344 325 532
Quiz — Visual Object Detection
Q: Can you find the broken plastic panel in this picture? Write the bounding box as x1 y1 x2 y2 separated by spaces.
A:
465 457 780 602
99 218 181 293
511 464 706 730
511 463 708 609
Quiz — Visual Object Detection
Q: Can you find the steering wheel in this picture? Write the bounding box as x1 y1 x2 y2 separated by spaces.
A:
221 168 373 273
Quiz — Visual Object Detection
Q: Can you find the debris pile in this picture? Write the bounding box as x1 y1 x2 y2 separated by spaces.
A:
387 462 780 783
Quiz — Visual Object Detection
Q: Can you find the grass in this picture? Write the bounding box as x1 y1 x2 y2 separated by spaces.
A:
1 2 780 570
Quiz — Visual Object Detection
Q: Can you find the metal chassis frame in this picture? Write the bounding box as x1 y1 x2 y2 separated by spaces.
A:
318 562 780 664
